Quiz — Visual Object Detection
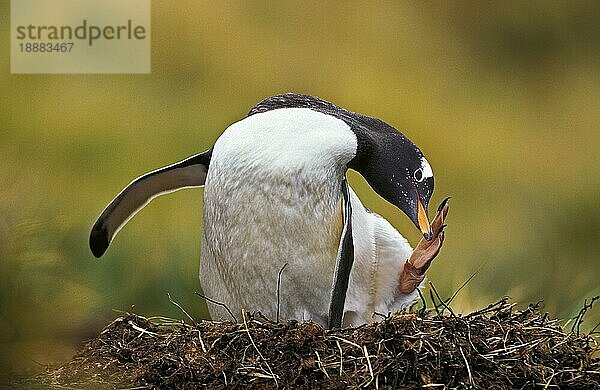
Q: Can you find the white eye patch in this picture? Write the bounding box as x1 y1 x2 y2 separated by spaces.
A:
420 157 433 179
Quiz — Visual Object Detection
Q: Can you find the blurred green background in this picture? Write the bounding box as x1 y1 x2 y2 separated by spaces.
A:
1 1 599 377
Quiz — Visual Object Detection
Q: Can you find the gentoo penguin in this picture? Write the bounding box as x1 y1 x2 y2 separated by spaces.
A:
90 93 448 328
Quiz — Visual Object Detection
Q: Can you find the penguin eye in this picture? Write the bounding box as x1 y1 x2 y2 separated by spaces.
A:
414 168 424 182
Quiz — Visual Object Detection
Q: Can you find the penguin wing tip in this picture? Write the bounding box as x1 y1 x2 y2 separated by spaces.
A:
89 224 110 258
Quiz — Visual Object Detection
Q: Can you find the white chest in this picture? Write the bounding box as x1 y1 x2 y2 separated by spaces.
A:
199 108 357 323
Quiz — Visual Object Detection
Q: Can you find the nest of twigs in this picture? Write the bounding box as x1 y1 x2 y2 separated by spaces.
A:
35 297 599 389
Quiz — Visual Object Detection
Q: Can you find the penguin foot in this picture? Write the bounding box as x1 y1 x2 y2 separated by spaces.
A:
398 198 450 294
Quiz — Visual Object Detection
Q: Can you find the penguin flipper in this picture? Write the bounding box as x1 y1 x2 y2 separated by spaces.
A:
328 178 354 329
89 148 212 258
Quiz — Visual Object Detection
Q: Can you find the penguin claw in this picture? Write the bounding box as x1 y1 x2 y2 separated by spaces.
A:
437 196 451 213
397 197 450 295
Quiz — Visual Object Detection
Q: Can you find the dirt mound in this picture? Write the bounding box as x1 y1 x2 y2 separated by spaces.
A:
35 298 599 389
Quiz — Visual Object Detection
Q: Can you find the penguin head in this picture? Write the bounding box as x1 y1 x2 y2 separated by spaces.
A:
347 120 435 239
249 93 435 239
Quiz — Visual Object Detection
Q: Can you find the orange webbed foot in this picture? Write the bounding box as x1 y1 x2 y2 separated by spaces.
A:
398 197 450 294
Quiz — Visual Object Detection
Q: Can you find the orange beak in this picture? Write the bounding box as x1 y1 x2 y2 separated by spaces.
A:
417 197 433 240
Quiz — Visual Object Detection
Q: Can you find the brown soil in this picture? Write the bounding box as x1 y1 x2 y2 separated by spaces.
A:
33 298 599 389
